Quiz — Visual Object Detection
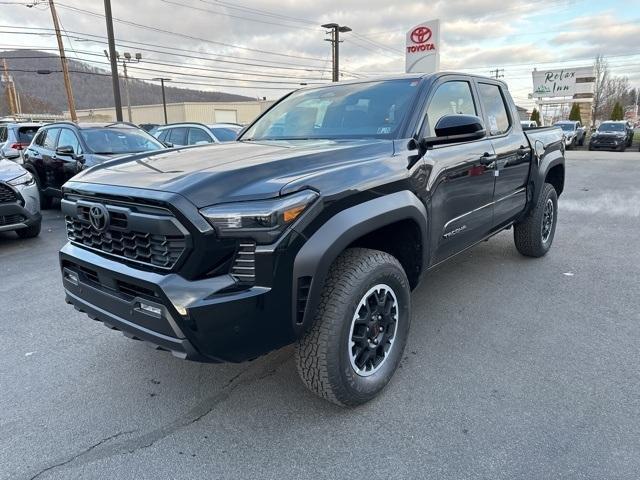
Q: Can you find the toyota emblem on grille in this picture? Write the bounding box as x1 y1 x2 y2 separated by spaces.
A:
89 204 109 231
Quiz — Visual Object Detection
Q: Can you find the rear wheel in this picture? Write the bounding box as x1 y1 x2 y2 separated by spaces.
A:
514 183 558 258
295 248 411 407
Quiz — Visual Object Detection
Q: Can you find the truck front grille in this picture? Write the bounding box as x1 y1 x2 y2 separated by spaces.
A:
0 183 18 204
63 196 190 271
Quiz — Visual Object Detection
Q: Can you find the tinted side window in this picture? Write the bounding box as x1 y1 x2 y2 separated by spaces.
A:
0 126 7 142
33 130 46 146
426 81 477 137
43 128 60 150
478 83 511 136
157 130 168 142
57 129 82 154
188 127 212 144
168 127 188 145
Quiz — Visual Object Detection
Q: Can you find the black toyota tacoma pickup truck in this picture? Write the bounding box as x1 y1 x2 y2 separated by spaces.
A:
59 73 565 406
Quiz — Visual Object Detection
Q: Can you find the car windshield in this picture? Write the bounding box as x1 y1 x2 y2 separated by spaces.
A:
241 79 420 141
598 123 625 132
79 127 164 154
210 126 241 142
556 123 575 132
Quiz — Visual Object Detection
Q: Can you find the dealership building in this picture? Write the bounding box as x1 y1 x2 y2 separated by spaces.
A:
67 99 275 125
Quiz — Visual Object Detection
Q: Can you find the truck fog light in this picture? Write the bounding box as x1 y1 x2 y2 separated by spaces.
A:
139 302 162 317
64 271 79 286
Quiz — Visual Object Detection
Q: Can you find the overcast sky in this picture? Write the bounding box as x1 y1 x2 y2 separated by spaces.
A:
1 0 638 109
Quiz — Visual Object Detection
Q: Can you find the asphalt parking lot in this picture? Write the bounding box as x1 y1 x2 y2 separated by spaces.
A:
1 150 639 480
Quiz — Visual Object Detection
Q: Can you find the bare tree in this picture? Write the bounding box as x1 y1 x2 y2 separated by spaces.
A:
592 54 608 127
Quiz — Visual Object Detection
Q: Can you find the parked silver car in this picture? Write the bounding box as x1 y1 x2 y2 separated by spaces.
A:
0 159 41 238
554 120 586 149
154 122 242 147
0 123 43 161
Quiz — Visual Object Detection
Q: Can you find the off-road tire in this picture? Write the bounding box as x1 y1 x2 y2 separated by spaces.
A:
514 183 558 258
16 219 41 239
295 248 411 407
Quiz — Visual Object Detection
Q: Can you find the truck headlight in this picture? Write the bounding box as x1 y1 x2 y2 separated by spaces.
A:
7 171 34 186
200 190 319 242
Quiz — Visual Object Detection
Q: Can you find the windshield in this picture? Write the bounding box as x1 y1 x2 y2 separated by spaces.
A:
556 123 575 132
80 128 164 154
241 79 420 141
598 123 625 132
210 126 241 142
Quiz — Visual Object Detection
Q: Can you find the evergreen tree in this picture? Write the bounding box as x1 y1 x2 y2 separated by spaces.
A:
610 102 624 121
568 103 582 123
530 108 540 125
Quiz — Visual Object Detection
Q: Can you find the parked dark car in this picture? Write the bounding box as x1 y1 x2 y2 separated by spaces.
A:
0 122 43 160
154 122 243 146
59 73 565 406
23 122 165 208
588 121 632 151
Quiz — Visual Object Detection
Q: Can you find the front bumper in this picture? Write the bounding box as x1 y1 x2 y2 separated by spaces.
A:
589 138 624 150
0 182 41 232
60 240 296 363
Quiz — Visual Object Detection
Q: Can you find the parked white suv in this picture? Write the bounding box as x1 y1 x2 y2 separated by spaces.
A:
154 122 242 147
0 123 43 161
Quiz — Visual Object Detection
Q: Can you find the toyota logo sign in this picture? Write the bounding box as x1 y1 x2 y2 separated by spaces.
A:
89 204 110 232
410 26 432 44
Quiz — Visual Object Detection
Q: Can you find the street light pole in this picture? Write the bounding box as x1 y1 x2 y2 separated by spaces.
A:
321 23 351 82
152 78 171 124
104 0 123 121
105 51 141 123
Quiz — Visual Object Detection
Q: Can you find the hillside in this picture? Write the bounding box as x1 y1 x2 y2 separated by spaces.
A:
0 50 254 115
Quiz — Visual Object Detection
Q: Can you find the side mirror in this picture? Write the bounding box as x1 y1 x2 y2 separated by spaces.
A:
421 114 486 147
163 141 174 148
56 145 75 156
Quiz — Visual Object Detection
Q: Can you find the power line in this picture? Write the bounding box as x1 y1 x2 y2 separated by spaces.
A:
54 2 329 63
0 26 342 73
159 0 321 32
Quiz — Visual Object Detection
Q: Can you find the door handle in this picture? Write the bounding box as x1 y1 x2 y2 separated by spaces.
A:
479 152 496 165
517 145 529 156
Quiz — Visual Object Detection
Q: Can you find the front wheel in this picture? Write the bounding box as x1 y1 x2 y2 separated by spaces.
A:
295 248 411 407
513 183 558 258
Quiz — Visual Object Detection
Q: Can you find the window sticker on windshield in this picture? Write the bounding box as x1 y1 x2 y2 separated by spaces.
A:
377 126 392 134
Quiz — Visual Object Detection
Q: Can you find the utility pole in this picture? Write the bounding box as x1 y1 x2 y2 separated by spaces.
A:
489 68 504 79
322 23 351 82
152 78 171 124
104 0 123 121
49 0 77 122
1 59 17 116
105 50 141 122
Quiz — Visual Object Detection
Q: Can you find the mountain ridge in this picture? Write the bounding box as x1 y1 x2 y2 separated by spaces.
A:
0 50 255 115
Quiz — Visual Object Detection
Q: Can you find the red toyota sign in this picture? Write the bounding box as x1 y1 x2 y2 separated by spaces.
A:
406 20 440 73
410 26 432 44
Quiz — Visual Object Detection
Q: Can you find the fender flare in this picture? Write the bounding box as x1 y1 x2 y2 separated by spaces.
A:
291 191 428 335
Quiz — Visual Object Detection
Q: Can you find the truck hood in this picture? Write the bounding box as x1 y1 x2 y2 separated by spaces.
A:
71 139 394 207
